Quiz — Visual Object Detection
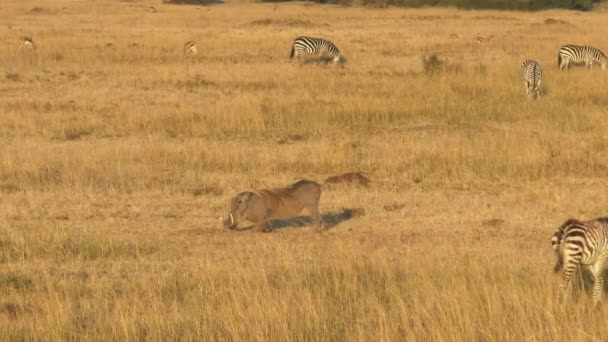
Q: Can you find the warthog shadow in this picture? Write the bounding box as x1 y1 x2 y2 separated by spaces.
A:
273 207 364 230
234 208 364 232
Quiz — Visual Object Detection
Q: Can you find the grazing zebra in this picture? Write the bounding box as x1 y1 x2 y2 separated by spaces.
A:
290 36 343 64
183 41 198 57
552 217 608 306
558 45 608 70
521 60 542 99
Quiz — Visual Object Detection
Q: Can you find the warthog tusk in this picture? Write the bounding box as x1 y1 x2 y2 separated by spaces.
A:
229 213 234 227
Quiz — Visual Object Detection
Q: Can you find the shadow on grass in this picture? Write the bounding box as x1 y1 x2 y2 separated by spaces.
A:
233 208 365 232
293 56 346 65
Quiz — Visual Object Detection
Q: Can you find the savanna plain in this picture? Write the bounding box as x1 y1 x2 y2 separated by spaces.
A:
2 0 608 340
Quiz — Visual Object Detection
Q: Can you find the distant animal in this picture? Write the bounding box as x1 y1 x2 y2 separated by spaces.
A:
183 41 198 57
521 60 542 100
552 217 608 306
449 33 463 40
20 36 36 50
475 35 494 44
290 36 343 64
558 44 607 71
324 172 371 188
222 179 322 232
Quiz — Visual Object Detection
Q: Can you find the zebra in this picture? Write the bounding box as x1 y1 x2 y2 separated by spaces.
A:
558 45 608 71
290 36 343 64
552 217 608 306
521 60 542 100
183 41 198 57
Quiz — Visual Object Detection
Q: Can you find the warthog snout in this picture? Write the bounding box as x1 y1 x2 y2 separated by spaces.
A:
222 213 236 230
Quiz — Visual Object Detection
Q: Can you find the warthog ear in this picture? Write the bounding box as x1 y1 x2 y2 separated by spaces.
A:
242 192 253 203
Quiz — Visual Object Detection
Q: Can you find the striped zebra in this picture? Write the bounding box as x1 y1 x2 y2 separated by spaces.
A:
183 41 198 57
552 217 608 306
558 45 608 70
290 36 343 64
521 60 542 99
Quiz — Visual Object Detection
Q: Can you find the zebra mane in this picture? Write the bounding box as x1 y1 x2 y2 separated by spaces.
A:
594 217 608 224
560 218 583 229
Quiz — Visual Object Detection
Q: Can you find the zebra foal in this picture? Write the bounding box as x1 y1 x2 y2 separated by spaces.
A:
558 45 608 70
552 217 608 306
521 60 542 99
290 36 343 64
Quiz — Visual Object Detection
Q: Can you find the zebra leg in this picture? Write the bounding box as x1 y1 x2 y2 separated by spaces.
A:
292 52 303 65
560 255 581 301
316 52 325 65
591 260 606 306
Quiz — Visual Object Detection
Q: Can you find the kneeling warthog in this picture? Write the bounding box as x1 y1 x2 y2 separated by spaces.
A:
223 179 322 232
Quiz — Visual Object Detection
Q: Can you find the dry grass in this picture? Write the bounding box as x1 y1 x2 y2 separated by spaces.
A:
2 0 608 340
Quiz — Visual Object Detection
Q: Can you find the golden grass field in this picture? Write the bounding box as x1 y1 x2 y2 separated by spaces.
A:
2 0 608 340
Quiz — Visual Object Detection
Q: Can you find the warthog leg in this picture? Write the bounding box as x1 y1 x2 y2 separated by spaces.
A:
307 205 322 230
256 219 272 233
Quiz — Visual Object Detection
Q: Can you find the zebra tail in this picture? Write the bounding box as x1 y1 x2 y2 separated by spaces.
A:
552 219 580 273
290 45 295 59
552 229 564 273
557 53 561 68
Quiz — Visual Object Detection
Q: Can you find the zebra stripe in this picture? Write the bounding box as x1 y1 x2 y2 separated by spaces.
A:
290 36 342 64
558 44 608 70
552 217 608 306
521 60 542 99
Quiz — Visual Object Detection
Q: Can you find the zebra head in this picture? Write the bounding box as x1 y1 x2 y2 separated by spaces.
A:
598 51 608 70
526 85 539 100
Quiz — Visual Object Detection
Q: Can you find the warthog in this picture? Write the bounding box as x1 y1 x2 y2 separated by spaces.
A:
223 179 322 232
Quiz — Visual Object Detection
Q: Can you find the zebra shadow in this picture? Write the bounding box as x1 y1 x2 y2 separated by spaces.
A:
298 56 346 65
236 208 365 232
541 85 550 97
